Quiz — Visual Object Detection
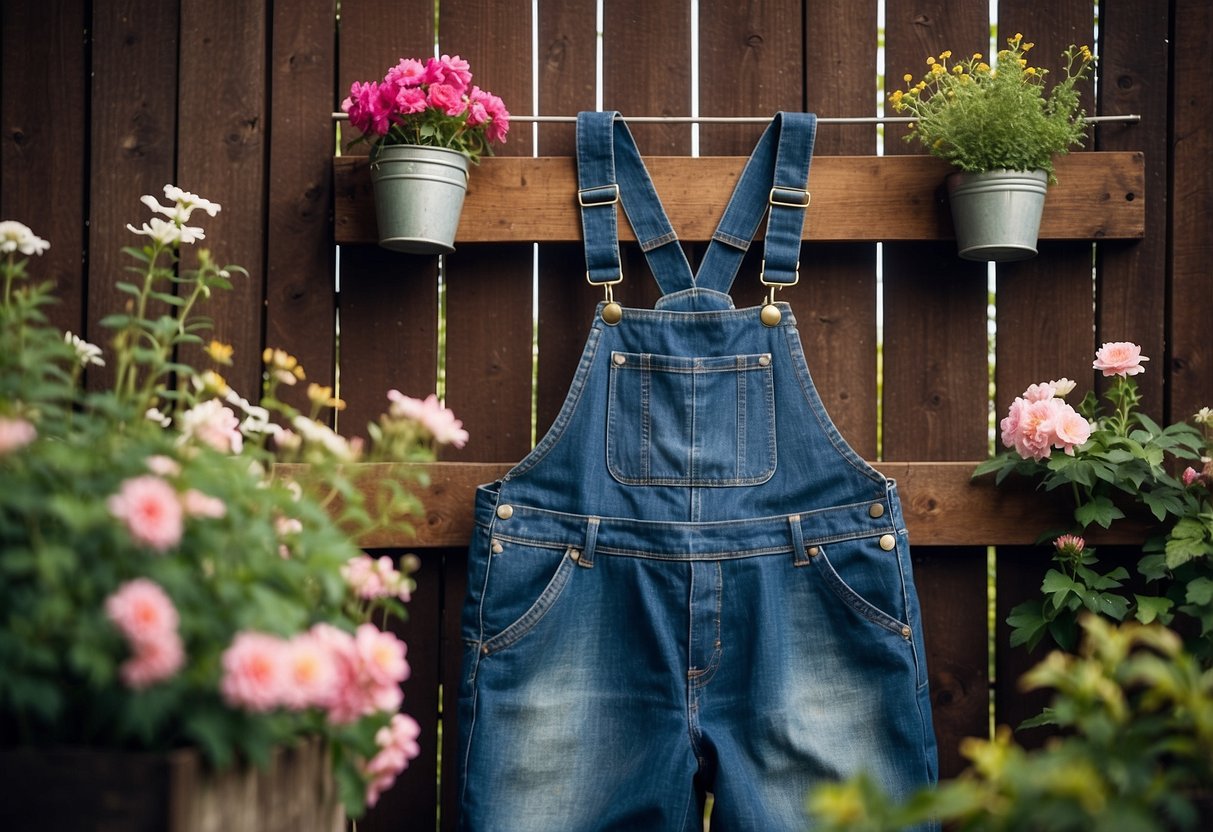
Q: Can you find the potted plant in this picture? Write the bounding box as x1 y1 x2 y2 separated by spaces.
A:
341 54 511 254
0 190 468 829
890 34 1096 261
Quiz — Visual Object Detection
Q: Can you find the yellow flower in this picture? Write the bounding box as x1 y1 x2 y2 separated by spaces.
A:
1025 66 1037 76
1012 32 1023 43
1023 41 1035 52
925 56 935 65
903 73 913 83
307 383 346 411
890 90 904 106
1019 58 1028 67
939 49 952 59
952 64 964 73
931 62 945 75
198 370 229 396
978 63 990 73
204 340 234 366
914 81 927 92
972 52 982 60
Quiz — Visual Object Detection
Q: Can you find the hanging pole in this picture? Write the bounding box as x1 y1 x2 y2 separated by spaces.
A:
332 112 1141 125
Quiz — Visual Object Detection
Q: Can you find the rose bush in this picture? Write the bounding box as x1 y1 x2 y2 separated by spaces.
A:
0 189 467 815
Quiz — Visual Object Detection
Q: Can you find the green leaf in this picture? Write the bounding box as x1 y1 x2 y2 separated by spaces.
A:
1142 489 1186 522
1185 577 1213 606
1041 568 1078 600
1074 495 1125 529
1134 594 1174 624
1007 600 1049 649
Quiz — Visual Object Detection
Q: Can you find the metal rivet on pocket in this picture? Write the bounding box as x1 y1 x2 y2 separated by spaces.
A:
807 546 820 557
879 533 896 551
901 625 912 639
496 504 514 520
758 354 771 367
568 549 581 562
491 540 503 554
869 503 885 519
612 352 626 366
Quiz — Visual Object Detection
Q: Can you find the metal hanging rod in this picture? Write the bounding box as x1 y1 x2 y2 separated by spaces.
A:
331 112 1140 125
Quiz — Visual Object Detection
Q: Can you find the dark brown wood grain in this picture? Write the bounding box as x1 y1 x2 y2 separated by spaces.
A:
1167 0 1212 425
84 0 179 391
265 0 338 416
176 0 268 398
0 1 88 336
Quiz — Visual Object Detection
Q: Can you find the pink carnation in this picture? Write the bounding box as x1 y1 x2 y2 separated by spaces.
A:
1093 341 1149 377
384 57 426 89
341 80 396 137
0 416 37 455
426 83 466 117
107 475 184 552
220 631 288 712
395 86 428 115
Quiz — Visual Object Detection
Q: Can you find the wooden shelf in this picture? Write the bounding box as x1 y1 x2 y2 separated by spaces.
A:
277 461 1150 550
334 152 1145 245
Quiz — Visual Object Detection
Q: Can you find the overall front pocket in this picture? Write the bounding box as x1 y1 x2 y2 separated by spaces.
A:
606 351 776 486
477 539 579 656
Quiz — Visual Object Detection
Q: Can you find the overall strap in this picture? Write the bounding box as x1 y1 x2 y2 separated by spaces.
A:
576 112 694 298
694 112 817 295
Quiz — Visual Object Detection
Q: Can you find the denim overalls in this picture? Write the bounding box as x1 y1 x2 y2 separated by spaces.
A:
457 112 938 831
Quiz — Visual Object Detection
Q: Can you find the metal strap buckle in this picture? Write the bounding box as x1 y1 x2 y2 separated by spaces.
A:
768 186 811 208
578 184 620 208
759 259 801 290
585 270 623 288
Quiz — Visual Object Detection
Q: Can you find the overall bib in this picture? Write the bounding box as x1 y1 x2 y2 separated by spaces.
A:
458 112 938 831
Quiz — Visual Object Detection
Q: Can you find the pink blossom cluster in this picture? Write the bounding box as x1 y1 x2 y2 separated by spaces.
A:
1000 379 1092 461
341 54 510 145
220 622 410 725
106 471 227 553
177 398 243 454
1183 458 1213 488
363 713 422 808
104 578 185 689
342 554 414 602
0 415 36 455
387 390 469 448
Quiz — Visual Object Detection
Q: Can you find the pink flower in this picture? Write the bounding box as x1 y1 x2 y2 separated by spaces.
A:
1093 341 1149 377
220 631 288 712
363 713 422 808
341 81 396 137
1000 397 1088 461
342 554 412 601
1022 382 1058 402
279 632 340 711
107 475 184 552
1182 467 1199 487
119 631 185 689
182 488 227 519
106 578 180 642
1054 534 1086 555
145 455 181 477
436 54 473 92
386 391 469 448
478 90 511 144
1047 378 1077 397
384 58 426 89
394 86 428 115
354 624 409 711
105 579 185 690
1052 406 1092 455
0 416 36 455
178 399 243 454
465 98 489 127
426 83 466 117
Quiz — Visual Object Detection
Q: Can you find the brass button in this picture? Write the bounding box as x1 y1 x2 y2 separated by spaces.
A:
612 353 627 366
496 504 514 520
568 549 581 562
760 304 782 327
807 546 820 557
602 302 622 325
491 540 504 554
901 625 912 639
879 534 896 551
869 503 885 519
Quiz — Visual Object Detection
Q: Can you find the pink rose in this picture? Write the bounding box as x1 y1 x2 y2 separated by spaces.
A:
1093 341 1149 377
1021 382 1057 402
426 83 465 117
354 623 409 710
395 86 428 115
105 578 180 643
182 488 227 519
107 475 184 552
1182 467 1199 487
220 631 288 712
279 632 340 711
0 416 36 455
384 57 426 89
437 54 472 93
1051 406 1092 455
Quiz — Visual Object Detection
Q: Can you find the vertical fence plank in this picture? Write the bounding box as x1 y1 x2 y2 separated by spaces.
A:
883 0 992 779
439 0 535 463
335 0 439 440
265 0 337 415
992 0 1100 749
0 0 89 335
176 0 268 397
439 547 468 832
1169 0 1213 424
535 0 599 437
1095 0 1170 419
85 0 179 390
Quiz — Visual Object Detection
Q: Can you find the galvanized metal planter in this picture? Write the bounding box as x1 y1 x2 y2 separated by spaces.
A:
945 169 1049 262
369 144 470 255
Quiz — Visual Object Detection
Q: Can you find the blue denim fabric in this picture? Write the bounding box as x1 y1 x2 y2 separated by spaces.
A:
457 113 938 831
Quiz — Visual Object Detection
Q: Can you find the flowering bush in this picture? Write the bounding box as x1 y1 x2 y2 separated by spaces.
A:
975 342 1213 660
889 34 1096 179
341 54 510 163
0 189 468 816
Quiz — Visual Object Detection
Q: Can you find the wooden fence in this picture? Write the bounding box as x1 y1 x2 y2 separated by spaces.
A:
2 1 1211 829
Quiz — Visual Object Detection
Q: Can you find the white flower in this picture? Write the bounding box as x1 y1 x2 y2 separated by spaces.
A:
0 221 49 255
291 414 357 461
145 407 173 428
1195 407 1212 426
178 399 243 454
64 331 105 368
127 217 197 246
162 185 221 218
1046 378 1077 397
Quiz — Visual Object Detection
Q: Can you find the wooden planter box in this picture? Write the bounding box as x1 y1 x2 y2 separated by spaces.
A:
0 739 343 832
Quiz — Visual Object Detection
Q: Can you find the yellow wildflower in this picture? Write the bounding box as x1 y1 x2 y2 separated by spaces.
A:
1025 66 1037 76
914 81 927 92
204 340 234 366
307 383 346 411
940 50 952 59
890 90 904 106
978 63 990 73
198 370 229 396
972 52 982 60
931 62 945 75
1023 42 1035 52
925 56 935 65
903 73 913 83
